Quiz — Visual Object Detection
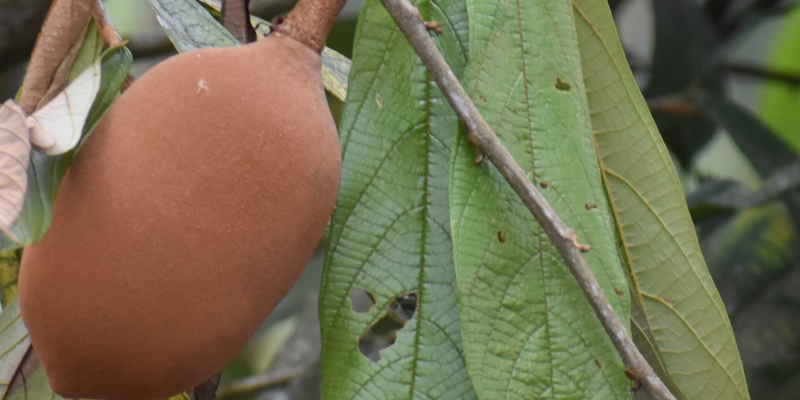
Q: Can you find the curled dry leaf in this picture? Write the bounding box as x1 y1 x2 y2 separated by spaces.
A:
27 60 103 156
0 103 32 244
222 0 256 43
19 0 96 114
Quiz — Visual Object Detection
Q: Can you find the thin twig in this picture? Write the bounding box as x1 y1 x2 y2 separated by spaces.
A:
375 0 678 399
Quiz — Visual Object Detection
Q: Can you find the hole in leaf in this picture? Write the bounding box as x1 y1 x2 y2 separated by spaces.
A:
555 77 571 91
539 181 549 189
358 293 418 362
350 288 376 313
497 230 507 243
585 203 598 210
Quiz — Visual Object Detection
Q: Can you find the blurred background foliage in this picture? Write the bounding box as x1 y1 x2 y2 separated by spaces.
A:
4 0 800 399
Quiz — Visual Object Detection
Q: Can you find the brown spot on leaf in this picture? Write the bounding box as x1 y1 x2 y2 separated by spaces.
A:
613 286 625 298
539 181 549 189
585 203 598 210
497 230 507 243
594 359 603 370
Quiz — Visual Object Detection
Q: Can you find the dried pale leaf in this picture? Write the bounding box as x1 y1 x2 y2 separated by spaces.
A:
221 0 255 43
0 102 31 242
19 0 96 114
28 60 102 156
39 28 88 110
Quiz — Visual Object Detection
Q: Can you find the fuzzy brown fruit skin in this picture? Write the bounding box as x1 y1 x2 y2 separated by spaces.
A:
18 34 341 400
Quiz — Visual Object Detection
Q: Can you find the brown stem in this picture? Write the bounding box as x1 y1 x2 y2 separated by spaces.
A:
376 0 678 399
274 0 348 53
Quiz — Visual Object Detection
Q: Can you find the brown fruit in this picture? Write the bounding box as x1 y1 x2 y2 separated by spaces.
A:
17 30 341 400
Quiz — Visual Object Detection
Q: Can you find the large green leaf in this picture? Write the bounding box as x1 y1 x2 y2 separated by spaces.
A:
319 0 475 397
0 26 133 251
449 1 629 398
572 1 749 399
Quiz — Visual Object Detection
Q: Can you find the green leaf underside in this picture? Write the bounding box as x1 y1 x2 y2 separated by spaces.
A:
147 0 351 101
0 27 133 251
572 2 749 399
0 300 29 398
450 0 629 399
146 0 239 51
320 0 475 397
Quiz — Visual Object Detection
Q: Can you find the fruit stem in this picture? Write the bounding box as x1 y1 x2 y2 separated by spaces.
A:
274 0 349 53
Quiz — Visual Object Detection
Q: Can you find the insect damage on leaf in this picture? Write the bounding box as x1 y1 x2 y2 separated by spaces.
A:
555 77 572 91
357 293 418 362
349 288 376 313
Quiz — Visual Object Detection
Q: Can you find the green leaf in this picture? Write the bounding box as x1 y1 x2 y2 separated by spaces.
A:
0 35 133 251
759 6 800 154
82 47 134 145
147 0 351 101
572 1 749 399
0 251 20 308
145 0 238 51
320 0 474 397
0 300 29 398
449 0 630 398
